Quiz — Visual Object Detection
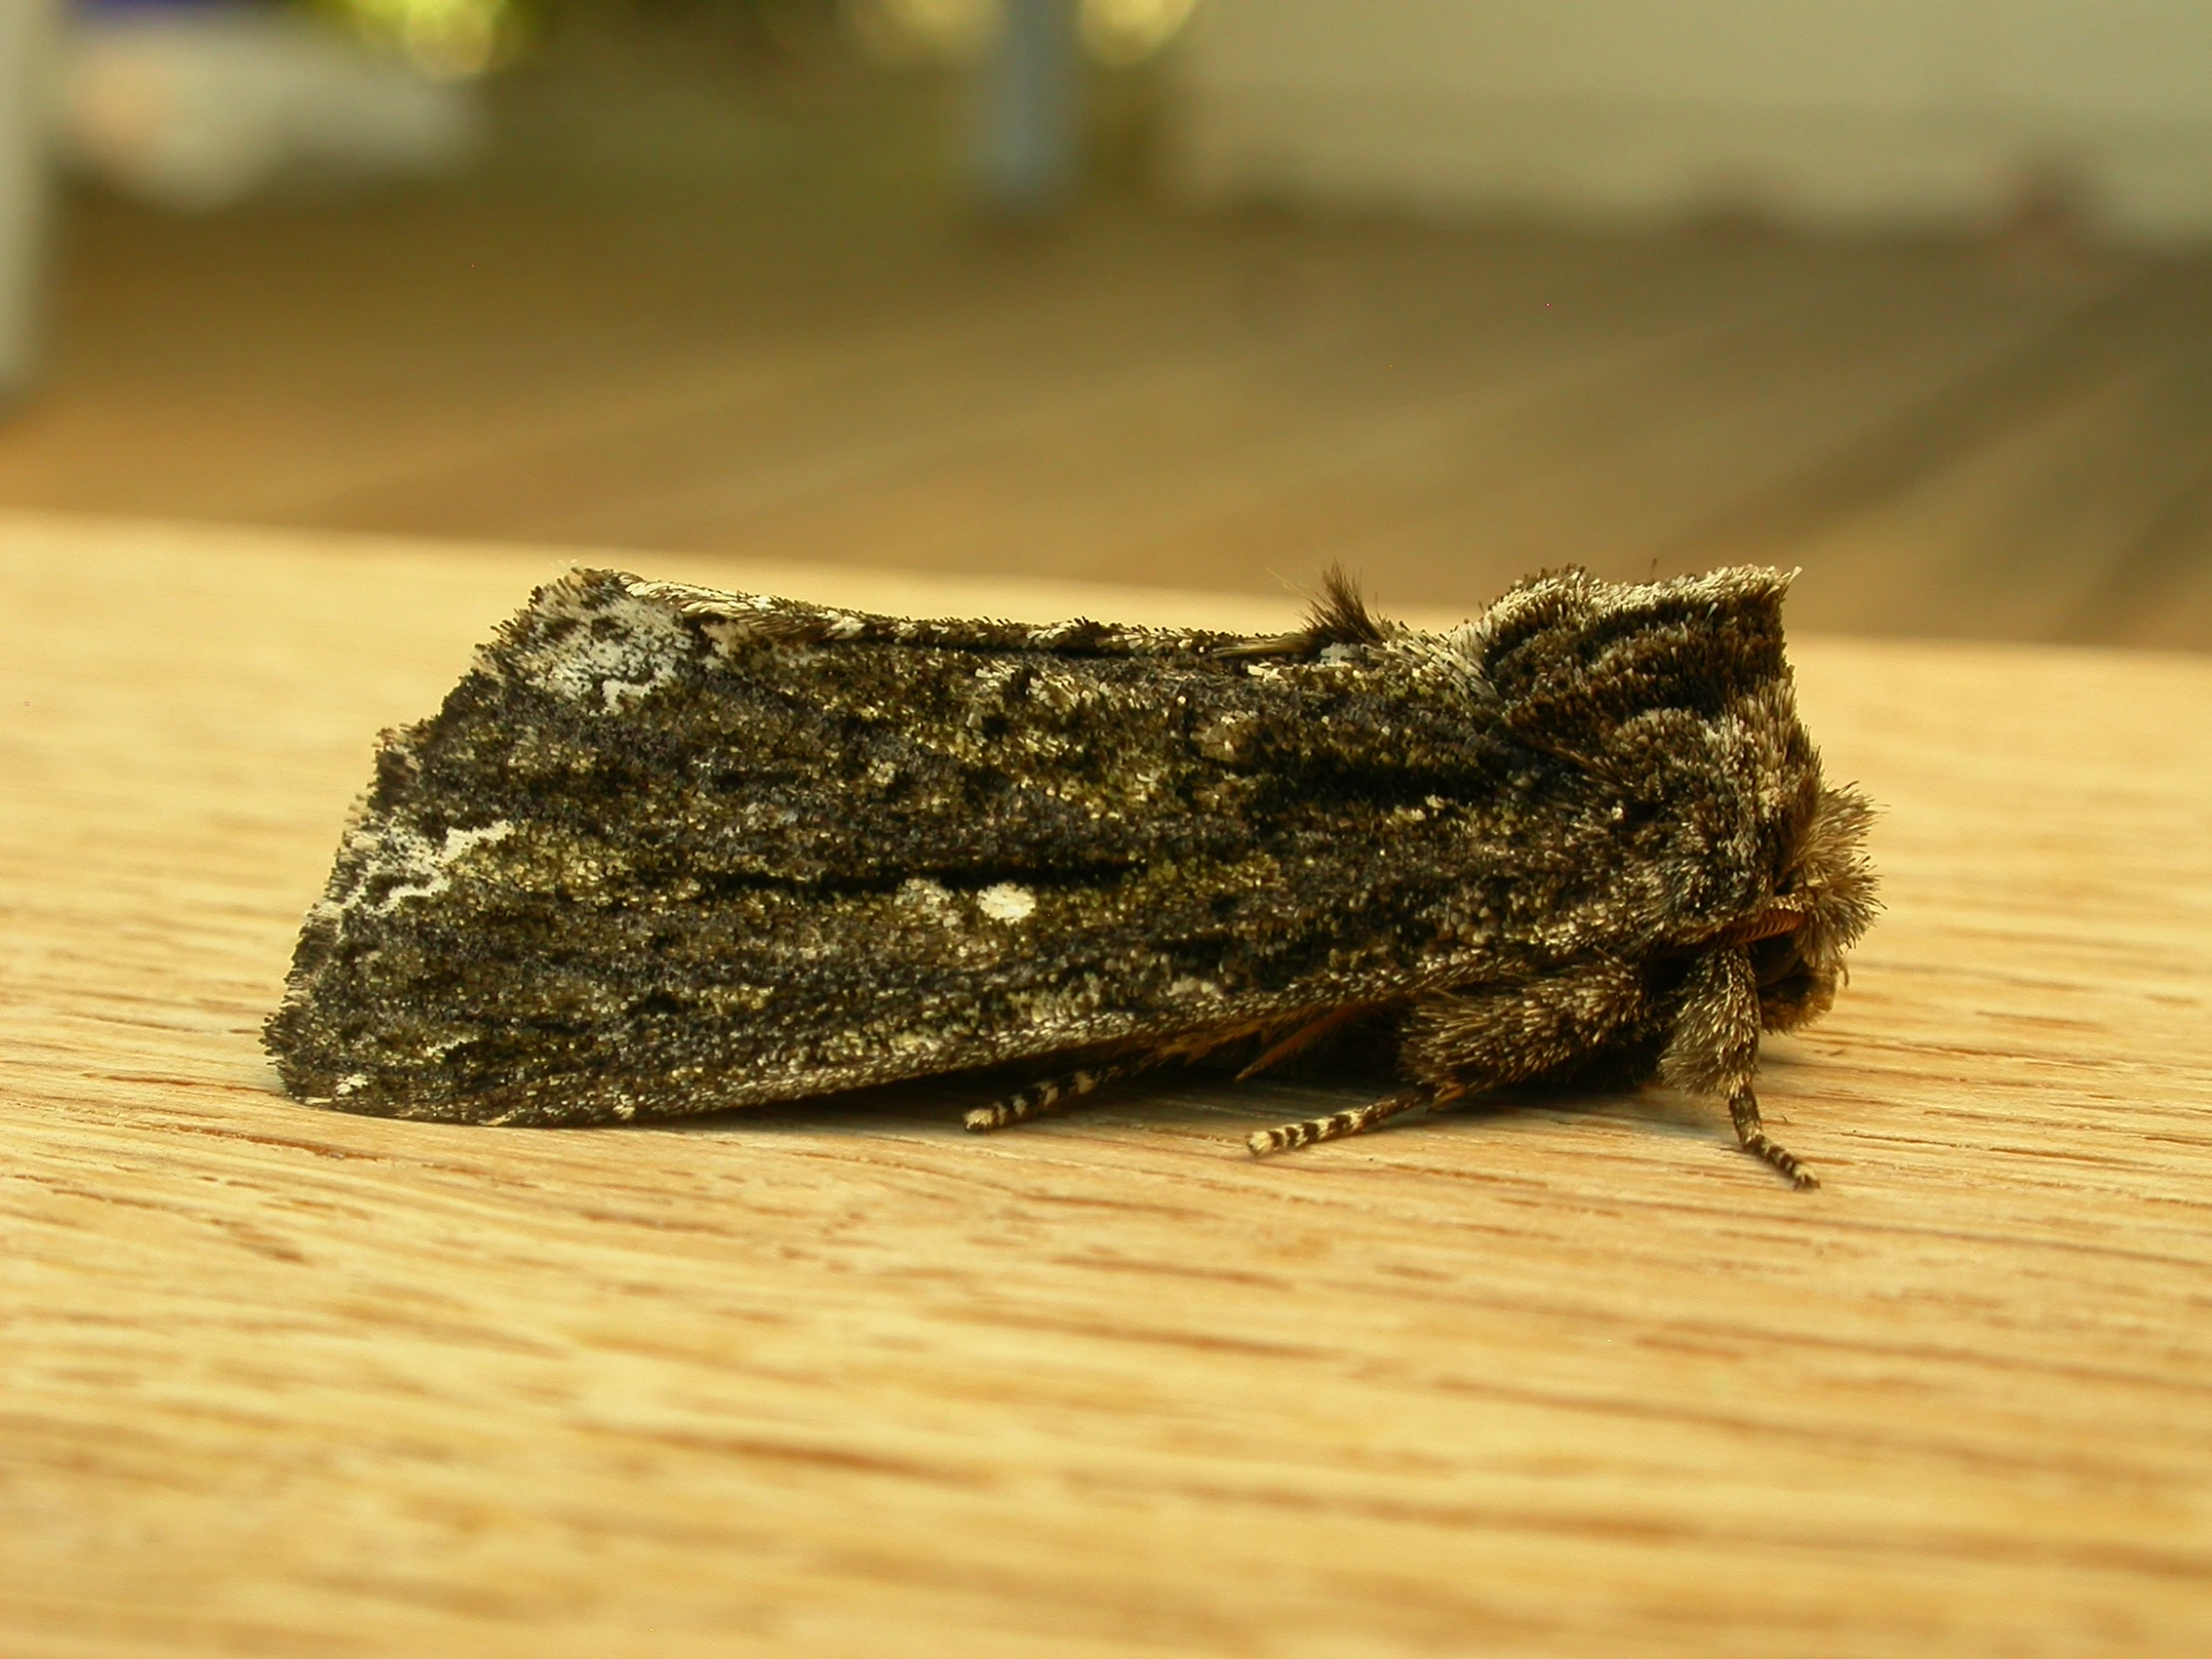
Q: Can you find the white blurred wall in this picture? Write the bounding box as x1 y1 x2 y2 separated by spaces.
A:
1170 1 2212 239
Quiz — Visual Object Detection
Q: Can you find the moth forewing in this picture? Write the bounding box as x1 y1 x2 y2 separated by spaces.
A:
266 564 1874 1186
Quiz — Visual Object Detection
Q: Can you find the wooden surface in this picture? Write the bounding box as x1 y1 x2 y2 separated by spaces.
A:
4 166 2212 652
4 513 2211 1657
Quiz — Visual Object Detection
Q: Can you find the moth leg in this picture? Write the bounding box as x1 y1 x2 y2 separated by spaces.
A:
1730 1087 1816 1191
1398 959 1651 1101
1250 962 1651 1159
1246 1089 1435 1157
1666 948 1819 1190
1235 1001 1384 1082
963 1063 1133 1133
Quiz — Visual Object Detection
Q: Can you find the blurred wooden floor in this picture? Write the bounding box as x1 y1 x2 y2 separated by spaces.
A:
3 63 2211 649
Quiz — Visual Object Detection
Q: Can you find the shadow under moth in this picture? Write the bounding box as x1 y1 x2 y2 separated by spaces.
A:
267 565 1878 1187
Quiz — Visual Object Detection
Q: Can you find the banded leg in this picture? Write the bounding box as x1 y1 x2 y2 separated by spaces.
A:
964 1063 1132 1133
1246 1089 1432 1157
1730 1087 1819 1190
1666 949 1821 1190
1250 963 1647 1161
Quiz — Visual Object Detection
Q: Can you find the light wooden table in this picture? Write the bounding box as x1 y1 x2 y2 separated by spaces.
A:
4 513 2209 1657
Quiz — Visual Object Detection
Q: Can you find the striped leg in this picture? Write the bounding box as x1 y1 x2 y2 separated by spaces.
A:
964 1063 1132 1133
1730 1087 1819 1190
1246 1089 1432 1157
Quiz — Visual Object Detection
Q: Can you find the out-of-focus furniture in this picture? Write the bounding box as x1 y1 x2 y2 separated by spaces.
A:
977 0 1082 212
58 6 477 213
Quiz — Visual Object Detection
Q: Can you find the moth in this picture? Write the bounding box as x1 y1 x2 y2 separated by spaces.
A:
267 565 1877 1187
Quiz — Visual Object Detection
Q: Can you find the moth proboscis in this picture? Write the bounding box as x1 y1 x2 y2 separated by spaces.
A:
267 563 1878 1188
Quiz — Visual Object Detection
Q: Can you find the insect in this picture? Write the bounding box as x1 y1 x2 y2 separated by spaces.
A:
267 564 1877 1187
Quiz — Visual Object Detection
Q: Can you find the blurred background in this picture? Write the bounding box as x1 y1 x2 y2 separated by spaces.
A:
3 0 2211 648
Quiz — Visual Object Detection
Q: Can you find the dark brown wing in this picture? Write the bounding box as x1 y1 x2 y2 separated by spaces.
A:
265 566 1803 1126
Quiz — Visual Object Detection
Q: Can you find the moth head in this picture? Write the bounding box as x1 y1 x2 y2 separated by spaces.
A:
1746 783 1880 1032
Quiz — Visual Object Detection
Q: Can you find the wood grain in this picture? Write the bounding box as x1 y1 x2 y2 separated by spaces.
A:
3 513 2210 1657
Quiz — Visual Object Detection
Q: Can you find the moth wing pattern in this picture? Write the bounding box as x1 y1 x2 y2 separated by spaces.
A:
266 563 1875 1185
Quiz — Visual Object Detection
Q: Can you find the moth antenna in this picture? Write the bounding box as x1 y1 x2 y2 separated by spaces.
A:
1213 633 1309 660
1246 1089 1431 1156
